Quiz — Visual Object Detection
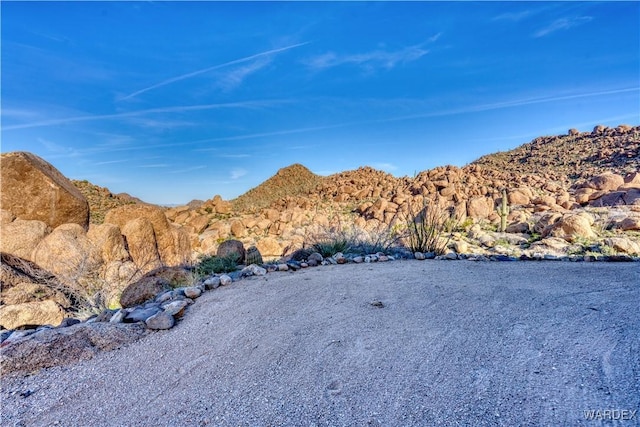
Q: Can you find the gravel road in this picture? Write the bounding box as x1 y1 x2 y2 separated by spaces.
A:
1 260 639 426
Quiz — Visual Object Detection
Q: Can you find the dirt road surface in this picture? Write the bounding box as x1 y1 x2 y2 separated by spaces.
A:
1 260 639 426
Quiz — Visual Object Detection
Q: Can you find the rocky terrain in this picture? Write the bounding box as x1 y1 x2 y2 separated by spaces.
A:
1 124 639 375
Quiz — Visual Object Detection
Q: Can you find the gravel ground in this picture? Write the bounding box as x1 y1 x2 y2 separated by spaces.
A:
1 260 639 427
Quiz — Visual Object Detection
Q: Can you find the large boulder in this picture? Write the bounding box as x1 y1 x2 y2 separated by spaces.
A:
0 152 89 229
0 300 66 330
466 197 493 219
0 322 148 376
545 214 596 242
0 218 50 261
120 217 163 273
585 173 624 192
1 282 71 308
119 276 171 308
104 205 191 267
216 239 246 263
256 237 283 258
32 223 101 286
87 223 130 264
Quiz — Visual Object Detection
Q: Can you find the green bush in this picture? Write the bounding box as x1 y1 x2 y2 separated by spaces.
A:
195 255 239 276
404 200 457 255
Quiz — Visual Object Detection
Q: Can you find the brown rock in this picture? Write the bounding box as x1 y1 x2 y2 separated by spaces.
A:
256 237 282 258
1 282 71 308
466 197 492 219
119 276 170 308
1 209 15 224
0 300 66 330
32 223 101 285
121 217 163 273
546 214 596 242
586 173 624 192
616 216 640 231
216 239 246 263
0 219 50 261
605 237 640 255
87 223 129 264
187 214 210 234
0 152 89 229
508 189 531 205
104 204 191 267
230 220 247 238
0 322 147 376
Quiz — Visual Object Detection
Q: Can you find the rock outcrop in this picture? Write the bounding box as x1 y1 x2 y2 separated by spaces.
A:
104 205 191 269
1 152 90 229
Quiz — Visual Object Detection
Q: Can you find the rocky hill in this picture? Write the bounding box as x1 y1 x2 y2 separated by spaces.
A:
473 124 639 180
231 164 323 212
72 180 145 224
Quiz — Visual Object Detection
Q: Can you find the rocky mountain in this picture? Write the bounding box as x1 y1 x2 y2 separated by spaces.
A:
72 180 145 224
232 163 323 212
473 124 639 180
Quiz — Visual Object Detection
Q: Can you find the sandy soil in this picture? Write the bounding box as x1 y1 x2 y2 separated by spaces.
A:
1 260 639 426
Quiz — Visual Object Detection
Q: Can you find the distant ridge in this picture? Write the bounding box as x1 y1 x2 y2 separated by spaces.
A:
472 124 639 180
231 164 323 212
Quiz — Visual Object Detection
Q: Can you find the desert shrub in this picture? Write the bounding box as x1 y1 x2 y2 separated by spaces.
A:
404 200 458 255
195 254 239 276
303 215 403 257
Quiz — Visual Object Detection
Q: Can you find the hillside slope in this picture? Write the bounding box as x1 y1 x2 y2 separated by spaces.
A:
231 164 323 212
472 125 639 180
72 180 145 224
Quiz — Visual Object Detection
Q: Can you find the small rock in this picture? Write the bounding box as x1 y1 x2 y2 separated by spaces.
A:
378 255 389 262
414 252 426 260
364 256 371 263
125 306 161 323
300 262 309 268
241 264 267 277
184 287 202 299
204 277 221 290
162 300 189 317
308 252 324 263
287 261 302 270
109 309 127 324
277 263 289 271
145 312 175 330
370 300 385 308
57 318 81 328
353 256 364 263
155 291 175 303
219 275 232 286
306 259 318 267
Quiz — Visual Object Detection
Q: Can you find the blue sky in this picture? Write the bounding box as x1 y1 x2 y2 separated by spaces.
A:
2 1 639 205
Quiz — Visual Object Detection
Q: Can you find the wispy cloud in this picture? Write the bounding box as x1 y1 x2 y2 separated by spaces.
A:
170 165 207 174
2 100 286 131
230 168 248 180
305 43 429 71
215 57 272 92
94 159 129 166
533 16 593 37
119 42 309 101
493 10 532 22
139 164 169 168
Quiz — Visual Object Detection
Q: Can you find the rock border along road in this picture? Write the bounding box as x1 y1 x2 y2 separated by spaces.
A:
1 261 639 426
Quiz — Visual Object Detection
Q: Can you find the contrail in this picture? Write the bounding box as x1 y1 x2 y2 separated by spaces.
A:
2 100 288 131
119 42 310 101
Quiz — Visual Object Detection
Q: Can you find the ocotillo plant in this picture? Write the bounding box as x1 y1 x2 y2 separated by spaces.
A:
497 188 510 232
